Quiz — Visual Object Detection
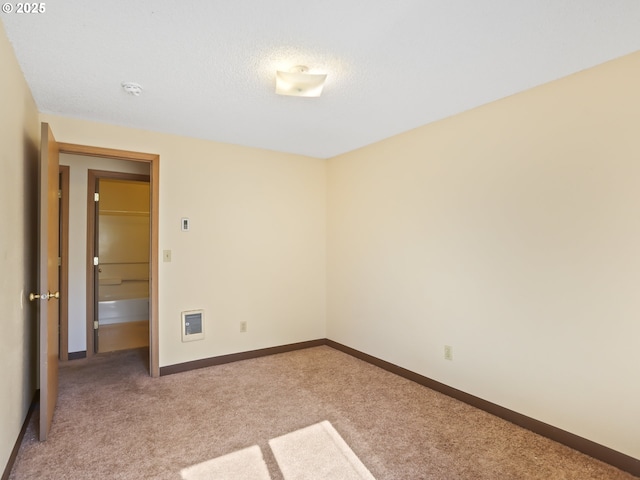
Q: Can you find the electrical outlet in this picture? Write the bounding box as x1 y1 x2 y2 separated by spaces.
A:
444 345 453 361
240 321 247 333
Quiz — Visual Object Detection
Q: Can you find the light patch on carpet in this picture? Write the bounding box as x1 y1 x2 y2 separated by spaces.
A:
269 420 376 480
180 445 271 480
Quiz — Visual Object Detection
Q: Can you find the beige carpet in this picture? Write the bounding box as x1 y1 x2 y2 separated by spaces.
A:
8 346 638 479
180 445 270 480
180 421 374 480
270 421 375 480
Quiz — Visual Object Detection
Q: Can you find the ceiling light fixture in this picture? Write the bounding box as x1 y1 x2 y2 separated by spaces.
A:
275 66 327 97
121 82 143 96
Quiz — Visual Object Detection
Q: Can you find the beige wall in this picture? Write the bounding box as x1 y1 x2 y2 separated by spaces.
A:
45 114 328 367
0 22 40 474
327 51 640 459
59 154 149 352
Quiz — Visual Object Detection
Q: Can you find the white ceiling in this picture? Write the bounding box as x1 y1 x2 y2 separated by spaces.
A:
3 1 640 159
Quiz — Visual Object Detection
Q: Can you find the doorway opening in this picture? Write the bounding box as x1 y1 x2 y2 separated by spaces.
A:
91 173 151 354
57 143 160 377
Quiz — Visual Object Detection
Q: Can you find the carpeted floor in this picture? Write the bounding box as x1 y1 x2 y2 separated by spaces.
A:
9 346 637 479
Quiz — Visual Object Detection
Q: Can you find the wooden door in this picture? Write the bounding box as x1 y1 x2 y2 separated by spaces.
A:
37 123 60 440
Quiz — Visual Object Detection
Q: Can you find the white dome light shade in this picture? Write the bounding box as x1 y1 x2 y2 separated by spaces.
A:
276 66 327 97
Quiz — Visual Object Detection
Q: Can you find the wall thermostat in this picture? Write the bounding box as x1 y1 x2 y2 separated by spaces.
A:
181 309 204 342
181 217 190 231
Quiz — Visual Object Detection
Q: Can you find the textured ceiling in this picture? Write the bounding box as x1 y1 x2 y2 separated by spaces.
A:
3 1 640 158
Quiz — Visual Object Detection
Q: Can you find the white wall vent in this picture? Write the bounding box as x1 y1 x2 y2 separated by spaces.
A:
181 309 204 342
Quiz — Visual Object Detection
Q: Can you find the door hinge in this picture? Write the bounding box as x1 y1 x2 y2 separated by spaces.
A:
58 189 62 199
94 321 99 330
58 257 61 267
93 256 99 266
94 192 99 202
